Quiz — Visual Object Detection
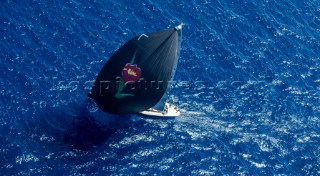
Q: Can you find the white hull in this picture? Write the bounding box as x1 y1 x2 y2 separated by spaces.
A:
139 103 180 118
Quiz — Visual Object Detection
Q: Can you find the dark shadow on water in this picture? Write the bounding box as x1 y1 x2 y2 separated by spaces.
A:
33 99 133 150
64 112 131 150
63 100 132 150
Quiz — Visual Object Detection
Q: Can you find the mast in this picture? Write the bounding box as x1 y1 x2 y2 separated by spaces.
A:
153 24 182 111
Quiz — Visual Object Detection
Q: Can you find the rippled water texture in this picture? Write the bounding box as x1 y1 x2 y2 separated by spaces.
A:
1 0 319 175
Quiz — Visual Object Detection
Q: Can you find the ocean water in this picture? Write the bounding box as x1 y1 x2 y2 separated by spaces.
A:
1 0 320 175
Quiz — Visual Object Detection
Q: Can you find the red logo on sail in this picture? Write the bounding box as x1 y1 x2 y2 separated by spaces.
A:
121 63 141 84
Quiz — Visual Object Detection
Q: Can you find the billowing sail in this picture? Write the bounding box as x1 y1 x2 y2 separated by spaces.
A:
89 25 182 114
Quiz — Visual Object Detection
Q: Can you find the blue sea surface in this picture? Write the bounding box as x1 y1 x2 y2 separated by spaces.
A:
1 0 320 175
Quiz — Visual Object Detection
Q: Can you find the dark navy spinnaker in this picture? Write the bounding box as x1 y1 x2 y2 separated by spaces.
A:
89 25 182 115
